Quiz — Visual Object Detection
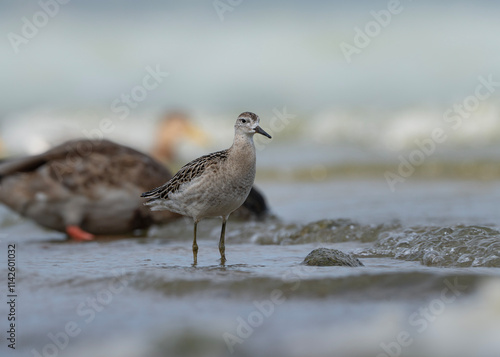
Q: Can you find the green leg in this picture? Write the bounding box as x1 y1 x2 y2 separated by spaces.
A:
219 216 227 265
192 220 199 266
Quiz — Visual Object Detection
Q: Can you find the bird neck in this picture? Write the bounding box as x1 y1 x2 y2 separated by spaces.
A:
228 132 256 164
231 132 255 151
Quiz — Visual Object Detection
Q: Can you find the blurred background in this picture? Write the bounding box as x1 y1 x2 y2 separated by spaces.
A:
1 0 500 175
1 1 500 357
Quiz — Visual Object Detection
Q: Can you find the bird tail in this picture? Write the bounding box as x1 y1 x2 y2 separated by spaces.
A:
142 196 172 212
140 186 163 199
141 184 172 209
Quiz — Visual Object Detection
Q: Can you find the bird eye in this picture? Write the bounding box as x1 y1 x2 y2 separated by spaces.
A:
241 119 247 123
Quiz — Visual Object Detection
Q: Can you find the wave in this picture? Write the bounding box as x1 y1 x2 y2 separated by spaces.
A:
147 218 500 268
360 225 500 267
3 102 500 155
247 219 500 268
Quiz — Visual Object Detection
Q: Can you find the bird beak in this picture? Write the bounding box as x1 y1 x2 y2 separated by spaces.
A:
254 125 272 139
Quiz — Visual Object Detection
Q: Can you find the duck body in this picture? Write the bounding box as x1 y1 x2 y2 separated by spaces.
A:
0 140 178 236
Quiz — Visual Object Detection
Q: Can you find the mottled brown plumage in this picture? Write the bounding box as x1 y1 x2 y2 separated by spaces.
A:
142 150 228 200
0 139 169 192
0 140 179 236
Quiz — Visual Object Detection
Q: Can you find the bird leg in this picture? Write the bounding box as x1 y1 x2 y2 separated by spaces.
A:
66 225 95 241
219 217 227 265
192 221 199 266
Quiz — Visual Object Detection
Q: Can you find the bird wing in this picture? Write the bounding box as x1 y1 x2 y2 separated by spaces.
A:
141 149 228 200
0 139 171 193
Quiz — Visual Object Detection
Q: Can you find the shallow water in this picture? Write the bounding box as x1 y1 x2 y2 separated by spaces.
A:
1 178 500 357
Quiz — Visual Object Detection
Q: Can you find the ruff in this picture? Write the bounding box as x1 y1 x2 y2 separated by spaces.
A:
141 112 271 264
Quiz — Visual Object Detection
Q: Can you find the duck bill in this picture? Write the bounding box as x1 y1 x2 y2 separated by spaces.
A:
254 126 272 139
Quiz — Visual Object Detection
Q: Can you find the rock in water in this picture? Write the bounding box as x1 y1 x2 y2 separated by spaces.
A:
302 248 364 267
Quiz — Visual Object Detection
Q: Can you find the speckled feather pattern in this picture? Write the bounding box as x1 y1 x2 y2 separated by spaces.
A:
141 150 228 199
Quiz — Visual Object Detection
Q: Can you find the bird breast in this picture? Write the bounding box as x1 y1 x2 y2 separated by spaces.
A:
225 145 256 190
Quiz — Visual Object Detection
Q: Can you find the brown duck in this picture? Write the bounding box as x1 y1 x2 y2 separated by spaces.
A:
0 139 268 240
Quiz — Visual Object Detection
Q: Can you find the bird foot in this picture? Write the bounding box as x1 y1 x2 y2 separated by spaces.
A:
66 225 95 241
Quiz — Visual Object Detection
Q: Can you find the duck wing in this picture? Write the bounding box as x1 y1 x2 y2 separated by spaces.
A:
0 139 171 193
